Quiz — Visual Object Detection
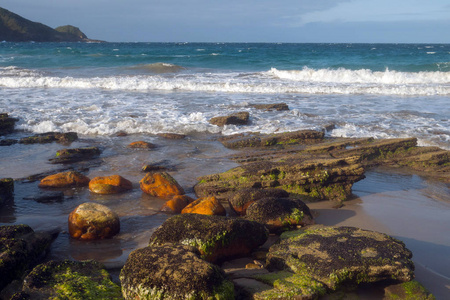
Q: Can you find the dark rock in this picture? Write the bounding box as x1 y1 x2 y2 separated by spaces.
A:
19 132 78 145
23 191 64 203
19 260 121 299
149 214 269 263
258 226 414 298
250 103 290 111
120 244 234 299
0 178 14 204
245 197 314 233
0 139 17 146
0 225 57 291
0 113 18 135
228 188 290 216
210 112 250 127
49 147 101 164
157 133 186 139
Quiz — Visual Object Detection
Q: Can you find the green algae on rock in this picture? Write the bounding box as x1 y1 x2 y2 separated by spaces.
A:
120 244 234 300
19 132 78 145
0 224 56 291
18 260 122 299
384 280 435 300
266 226 414 294
149 214 268 263
49 147 101 164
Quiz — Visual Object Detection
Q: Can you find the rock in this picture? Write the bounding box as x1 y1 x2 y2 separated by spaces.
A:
127 141 156 149
38 171 90 188
245 197 314 233
160 195 194 214
0 224 57 291
228 188 290 216
0 139 17 146
210 112 250 127
149 214 268 263
195 156 365 202
89 175 132 194
220 130 324 149
157 133 186 139
0 113 18 135
181 196 226 216
140 172 185 199
19 132 78 144
68 202 120 240
384 280 435 300
0 178 14 204
259 226 414 298
19 260 122 299
120 244 234 300
49 147 101 164
23 191 64 203
250 103 290 111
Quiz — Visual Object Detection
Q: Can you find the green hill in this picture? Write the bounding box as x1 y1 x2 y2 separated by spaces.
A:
0 7 91 42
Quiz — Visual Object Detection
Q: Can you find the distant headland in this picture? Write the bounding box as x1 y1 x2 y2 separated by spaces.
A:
0 7 103 42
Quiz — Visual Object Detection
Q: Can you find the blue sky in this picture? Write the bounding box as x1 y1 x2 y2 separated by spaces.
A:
2 0 449 43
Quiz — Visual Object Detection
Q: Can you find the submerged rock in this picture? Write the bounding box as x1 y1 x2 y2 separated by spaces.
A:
140 172 185 199
18 260 122 299
157 132 186 139
49 147 101 164
0 178 14 204
120 244 234 300
127 141 156 149
149 214 268 263
19 132 78 145
0 224 57 291
89 175 132 194
0 113 18 135
38 171 90 188
68 202 120 240
181 196 226 216
245 197 314 233
210 111 250 127
250 103 290 111
258 226 414 298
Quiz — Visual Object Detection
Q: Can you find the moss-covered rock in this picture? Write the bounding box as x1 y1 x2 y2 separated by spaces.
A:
149 214 268 263
250 103 290 111
0 225 56 291
266 226 414 293
245 197 314 233
19 260 122 299
49 147 101 164
0 113 18 135
384 280 435 300
120 244 234 300
228 188 289 216
19 132 78 145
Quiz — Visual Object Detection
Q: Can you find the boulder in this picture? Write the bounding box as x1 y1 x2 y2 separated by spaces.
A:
19 132 78 144
120 244 234 300
18 260 121 299
149 214 269 263
0 178 14 204
68 203 120 240
157 133 186 139
0 113 18 135
258 226 414 298
49 147 101 164
181 196 226 216
127 141 156 149
140 172 185 199
38 171 90 188
0 225 57 291
228 188 290 216
160 195 194 214
0 139 17 146
89 175 132 194
210 112 250 127
245 197 314 232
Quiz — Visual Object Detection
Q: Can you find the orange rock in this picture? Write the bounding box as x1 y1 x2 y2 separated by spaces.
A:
68 202 120 240
161 195 195 214
140 172 184 199
127 141 156 149
38 171 90 188
89 175 133 194
181 196 226 216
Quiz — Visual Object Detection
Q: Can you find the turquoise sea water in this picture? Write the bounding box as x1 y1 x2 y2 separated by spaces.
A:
0 42 449 148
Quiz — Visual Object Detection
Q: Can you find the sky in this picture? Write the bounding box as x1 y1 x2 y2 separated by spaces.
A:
2 0 449 43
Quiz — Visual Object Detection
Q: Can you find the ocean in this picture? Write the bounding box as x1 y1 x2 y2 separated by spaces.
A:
0 42 449 149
